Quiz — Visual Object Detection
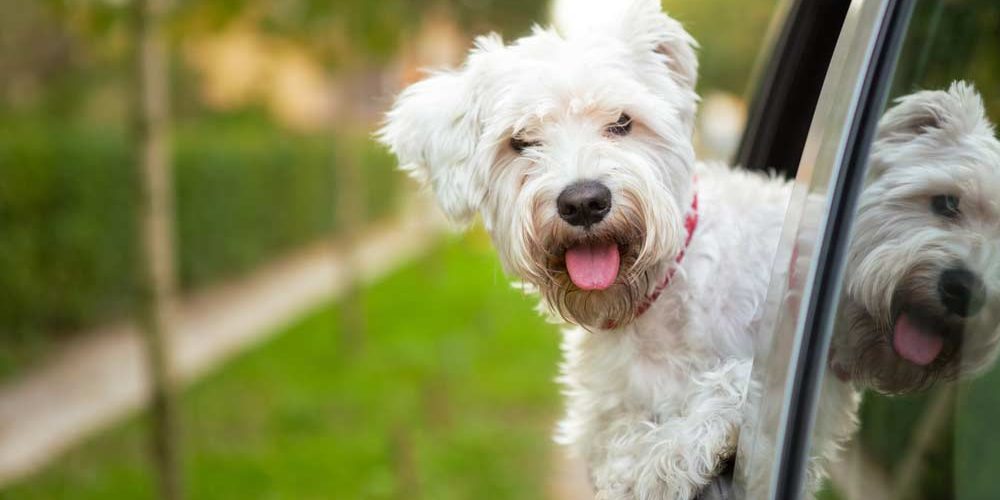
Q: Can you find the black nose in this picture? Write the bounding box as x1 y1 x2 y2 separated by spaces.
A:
938 267 987 318
557 181 612 227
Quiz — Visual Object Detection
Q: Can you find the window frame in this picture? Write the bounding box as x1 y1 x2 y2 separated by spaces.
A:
770 0 916 497
736 0 851 178
733 0 918 498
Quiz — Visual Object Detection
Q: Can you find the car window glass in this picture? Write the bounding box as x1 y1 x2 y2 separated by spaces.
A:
810 1 1000 499
733 1 897 496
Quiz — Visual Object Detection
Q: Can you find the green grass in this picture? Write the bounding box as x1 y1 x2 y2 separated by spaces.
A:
2 233 562 500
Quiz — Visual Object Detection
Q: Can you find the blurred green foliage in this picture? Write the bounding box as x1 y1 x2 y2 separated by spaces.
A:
0 113 399 377
955 363 1000 500
0 118 136 338
4 235 561 500
13 0 773 95
858 391 954 500
663 0 780 96
891 0 1000 120
174 0 546 59
32 0 546 69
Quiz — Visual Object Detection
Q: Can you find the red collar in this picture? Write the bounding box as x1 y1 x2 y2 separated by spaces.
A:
602 189 699 329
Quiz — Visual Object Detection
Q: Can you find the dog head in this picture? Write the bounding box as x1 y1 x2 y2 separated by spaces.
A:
378 0 699 328
834 82 1000 393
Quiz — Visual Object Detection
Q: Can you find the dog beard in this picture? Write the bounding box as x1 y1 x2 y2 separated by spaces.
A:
838 267 964 394
838 301 960 394
543 260 654 328
522 204 674 329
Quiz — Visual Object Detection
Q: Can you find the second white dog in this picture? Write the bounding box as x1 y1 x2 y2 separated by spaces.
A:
379 1 790 498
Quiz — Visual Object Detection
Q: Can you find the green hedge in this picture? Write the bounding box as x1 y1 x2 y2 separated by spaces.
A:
0 114 400 375
0 120 138 343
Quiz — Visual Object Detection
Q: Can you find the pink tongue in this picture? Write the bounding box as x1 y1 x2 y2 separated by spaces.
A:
565 243 620 291
892 313 944 366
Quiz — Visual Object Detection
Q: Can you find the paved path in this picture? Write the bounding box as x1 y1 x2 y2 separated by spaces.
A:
0 201 446 486
548 448 595 500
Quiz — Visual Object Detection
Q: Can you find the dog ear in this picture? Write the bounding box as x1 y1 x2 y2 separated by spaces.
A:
377 48 493 225
877 81 993 143
624 0 699 91
561 0 698 91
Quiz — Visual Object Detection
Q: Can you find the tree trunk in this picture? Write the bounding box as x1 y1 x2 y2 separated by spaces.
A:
334 66 379 352
133 0 184 498
335 135 366 351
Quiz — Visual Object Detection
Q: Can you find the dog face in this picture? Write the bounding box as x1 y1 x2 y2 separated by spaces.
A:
834 82 1000 394
379 0 700 328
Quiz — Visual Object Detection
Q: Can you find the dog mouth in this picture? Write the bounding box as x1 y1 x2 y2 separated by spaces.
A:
563 242 621 290
890 307 963 367
838 294 969 393
550 234 642 291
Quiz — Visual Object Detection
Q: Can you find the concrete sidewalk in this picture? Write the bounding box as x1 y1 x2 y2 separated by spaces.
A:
0 202 446 486
548 449 595 500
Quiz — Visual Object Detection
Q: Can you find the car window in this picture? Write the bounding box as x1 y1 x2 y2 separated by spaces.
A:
806 1 1000 499
734 0 903 496
736 0 852 178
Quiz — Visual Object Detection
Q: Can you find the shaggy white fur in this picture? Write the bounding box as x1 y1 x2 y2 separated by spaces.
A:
556 163 788 500
378 1 791 498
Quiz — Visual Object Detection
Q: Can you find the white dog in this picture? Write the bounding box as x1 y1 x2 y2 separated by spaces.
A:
379 1 789 498
802 82 1000 494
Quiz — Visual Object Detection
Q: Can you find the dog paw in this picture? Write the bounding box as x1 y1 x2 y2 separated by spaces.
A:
591 456 638 500
630 449 727 500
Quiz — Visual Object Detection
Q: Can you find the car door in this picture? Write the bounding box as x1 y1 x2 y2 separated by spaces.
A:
735 0 1000 498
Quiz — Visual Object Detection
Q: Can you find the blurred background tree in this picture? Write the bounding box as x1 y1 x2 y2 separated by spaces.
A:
0 0 557 376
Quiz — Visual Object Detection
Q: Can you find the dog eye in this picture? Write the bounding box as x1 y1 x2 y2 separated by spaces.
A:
510 136 541 153
931 195 961 219
606 113 632 137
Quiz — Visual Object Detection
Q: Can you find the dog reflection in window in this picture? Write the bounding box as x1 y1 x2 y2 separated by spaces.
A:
802 82 1000 494
831 81 1000 394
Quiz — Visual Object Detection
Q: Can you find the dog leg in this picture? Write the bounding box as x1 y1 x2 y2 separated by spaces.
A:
583 359 749 500
630 358 750 500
